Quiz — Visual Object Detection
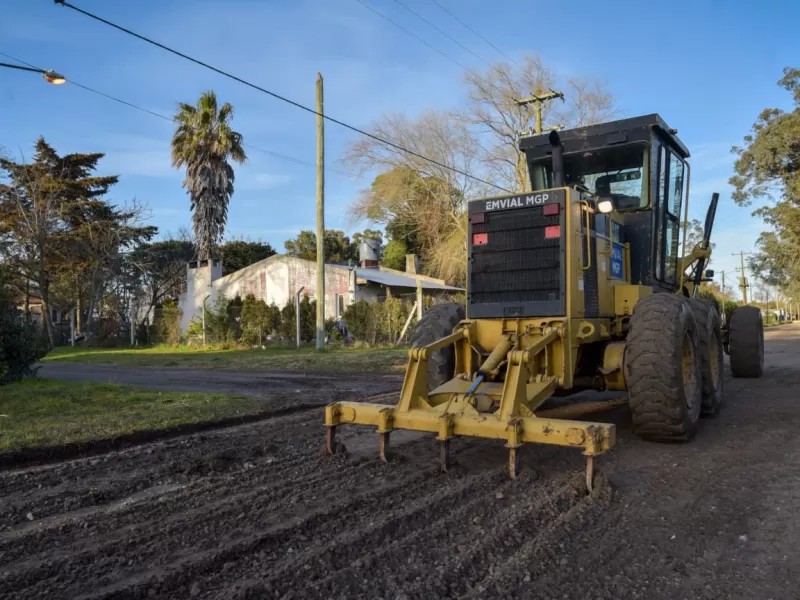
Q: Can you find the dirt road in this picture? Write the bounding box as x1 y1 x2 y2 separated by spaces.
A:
36 363 402 399
2 325 799 600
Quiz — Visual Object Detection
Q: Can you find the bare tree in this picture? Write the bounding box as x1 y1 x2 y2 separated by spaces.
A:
344 108 491 200
343 109 493 284
464 53 617 190
343 55 618 284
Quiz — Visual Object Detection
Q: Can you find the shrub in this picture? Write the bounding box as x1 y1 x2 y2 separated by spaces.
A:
325 318 345 343
342 297 423 345
151 300 182 345
279 296 317 343
0 290 49 384
342 299 374 342
279 300 296 341
240 294 282 346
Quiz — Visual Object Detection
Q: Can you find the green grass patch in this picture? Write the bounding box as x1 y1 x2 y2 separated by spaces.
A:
0 379 265 452
43 345 409 373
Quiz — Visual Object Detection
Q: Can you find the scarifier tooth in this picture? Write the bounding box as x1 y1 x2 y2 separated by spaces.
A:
509 447 520 480
325 426 336 455
379 432 390 463
585 455 595 493
439 439 450 472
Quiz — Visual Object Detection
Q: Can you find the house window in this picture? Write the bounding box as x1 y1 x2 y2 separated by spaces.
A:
336 294 346 317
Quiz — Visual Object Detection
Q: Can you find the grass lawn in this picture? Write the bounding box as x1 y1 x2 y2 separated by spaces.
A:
0 379 265 453
44 345 409 373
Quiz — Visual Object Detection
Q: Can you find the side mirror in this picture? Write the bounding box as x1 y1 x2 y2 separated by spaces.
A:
704 269 714 279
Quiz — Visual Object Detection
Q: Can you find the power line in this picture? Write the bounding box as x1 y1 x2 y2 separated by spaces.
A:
0 51 359 178
429 0 523 70
390 0 492 68
53 1 509 193
353 0 468 71
0 52 41 70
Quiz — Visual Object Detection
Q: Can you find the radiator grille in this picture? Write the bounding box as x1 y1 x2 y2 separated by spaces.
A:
469 204 564 315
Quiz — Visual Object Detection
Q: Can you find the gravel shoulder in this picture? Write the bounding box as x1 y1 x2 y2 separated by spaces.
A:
2 324 798 600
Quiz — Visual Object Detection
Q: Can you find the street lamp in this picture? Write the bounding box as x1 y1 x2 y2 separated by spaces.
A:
0 62 66 85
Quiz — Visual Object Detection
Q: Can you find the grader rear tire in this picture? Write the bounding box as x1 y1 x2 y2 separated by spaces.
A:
410 302 466 391
729 305 764 378
625 294 702 442
689 298 724 417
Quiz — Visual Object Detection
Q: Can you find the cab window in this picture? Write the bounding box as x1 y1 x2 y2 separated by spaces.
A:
655 146 686 284
529 143 650 211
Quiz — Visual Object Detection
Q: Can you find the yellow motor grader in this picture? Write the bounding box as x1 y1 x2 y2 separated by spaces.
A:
324 114 764 489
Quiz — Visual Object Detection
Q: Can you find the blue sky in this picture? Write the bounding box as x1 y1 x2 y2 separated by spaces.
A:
2 0 798 298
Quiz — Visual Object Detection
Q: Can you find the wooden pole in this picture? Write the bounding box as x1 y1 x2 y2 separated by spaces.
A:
316 73 326 352
416 279 423 321
296 286 305 348
396 301 418 345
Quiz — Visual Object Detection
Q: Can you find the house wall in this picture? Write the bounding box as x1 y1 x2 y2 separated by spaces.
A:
282 256 352 319
178 255 357 334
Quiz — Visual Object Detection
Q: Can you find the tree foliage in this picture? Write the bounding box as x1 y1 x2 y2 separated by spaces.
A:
283 229 361 264
382 239 408 271
171 90 247 262
128 235 193 318
219 239 276 275
730 67 800 301
0 138 155 346
350 167 466 281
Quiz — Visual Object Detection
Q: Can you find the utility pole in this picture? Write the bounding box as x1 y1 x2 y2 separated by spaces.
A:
514 87 564 192
719 270 728 323
732 251 752 304
315 73 326 352
296 286 305 348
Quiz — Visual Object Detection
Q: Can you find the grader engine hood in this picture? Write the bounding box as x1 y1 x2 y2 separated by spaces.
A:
467 189 567 319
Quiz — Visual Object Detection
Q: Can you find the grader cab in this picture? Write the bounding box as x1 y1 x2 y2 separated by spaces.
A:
324 114 764 490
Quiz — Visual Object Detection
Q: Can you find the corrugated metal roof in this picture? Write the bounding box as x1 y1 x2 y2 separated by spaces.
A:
354 268 462 291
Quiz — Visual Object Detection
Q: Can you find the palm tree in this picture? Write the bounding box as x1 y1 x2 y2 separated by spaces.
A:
171 91 247 261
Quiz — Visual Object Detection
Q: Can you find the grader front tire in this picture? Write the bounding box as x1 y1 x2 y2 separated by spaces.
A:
409 302 466 391
689 298 724 417
729 305 764 378
625 294 702 442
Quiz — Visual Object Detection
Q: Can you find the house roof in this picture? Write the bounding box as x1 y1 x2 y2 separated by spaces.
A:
354 268 462 291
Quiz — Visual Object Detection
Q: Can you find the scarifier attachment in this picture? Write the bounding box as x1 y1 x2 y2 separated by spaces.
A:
324 323 616 488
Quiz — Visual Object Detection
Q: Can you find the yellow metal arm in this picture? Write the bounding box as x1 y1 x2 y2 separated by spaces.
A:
325 402 615 457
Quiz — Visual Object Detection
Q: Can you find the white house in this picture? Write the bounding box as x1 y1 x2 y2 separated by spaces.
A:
177 253 461 334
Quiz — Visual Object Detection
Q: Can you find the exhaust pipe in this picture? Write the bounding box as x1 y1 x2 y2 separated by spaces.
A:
549 130 565 187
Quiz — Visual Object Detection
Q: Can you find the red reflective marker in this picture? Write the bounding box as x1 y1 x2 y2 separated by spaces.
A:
543 203 560 216
544 225 560 239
